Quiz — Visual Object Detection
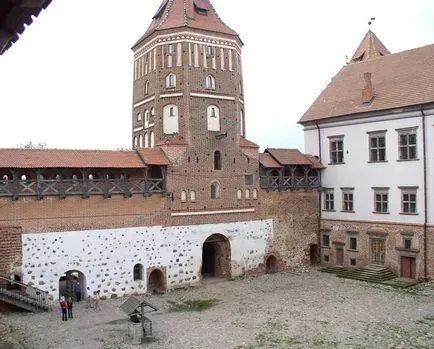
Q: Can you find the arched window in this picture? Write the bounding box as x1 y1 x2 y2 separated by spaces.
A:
144 110 149 128
190 190 196 202
72 174 78 182
137 112 142 121
237 189 242 199
211 182 220 199
20 174 27 181
2 174 8 182
253 188 258 199
144 133 149 148
150 107 155 116
150 131 155 148
139 134 143 147
205 75 215 89
166 73 176 88
207 105 220 131
144 81 149 95
214 151 222 170
181 191 187 203
245 189 250 199
133 136 138 148
133 264 144 281
88 174 94 181
163 104 179 134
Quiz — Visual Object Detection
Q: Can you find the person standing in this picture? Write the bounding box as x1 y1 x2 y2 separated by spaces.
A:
67 297 73 319
59 296 67 321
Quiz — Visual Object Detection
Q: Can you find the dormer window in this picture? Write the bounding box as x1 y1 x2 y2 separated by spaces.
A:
194 1 208 15
205 75 215 90
166 73 176 88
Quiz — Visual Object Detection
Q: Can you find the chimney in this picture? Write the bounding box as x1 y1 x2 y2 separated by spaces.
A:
362 72 375 104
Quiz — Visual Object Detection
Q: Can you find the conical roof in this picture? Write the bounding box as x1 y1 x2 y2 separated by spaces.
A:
133 0 239 49
350 30 390 63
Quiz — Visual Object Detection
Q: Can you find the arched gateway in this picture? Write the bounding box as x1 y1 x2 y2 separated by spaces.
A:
59 270 86 301
201 234 231 278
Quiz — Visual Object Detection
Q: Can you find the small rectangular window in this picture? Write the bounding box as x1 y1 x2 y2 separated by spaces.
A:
369 133 386 162
329 137 344 164
324 255 330 262
398 128 417 160
404 238 412 249
350 258 357 266
374 188 389 213
324 190 334 211
349 237 357 250
401 188 417 214
244 174 253 186
342 190 354 212
322 234 330 247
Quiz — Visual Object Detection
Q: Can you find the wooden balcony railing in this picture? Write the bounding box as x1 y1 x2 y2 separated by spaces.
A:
260 175 320 190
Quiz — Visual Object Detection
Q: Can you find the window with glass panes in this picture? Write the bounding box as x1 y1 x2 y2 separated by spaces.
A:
374 189 389 213
369 133 386 161
329 138 344 164
342 191 354 212
324 190 334 210
401 189 417 214
398 129 417 160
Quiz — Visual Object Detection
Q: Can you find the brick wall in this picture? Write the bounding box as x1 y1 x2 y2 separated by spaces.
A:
0 226 22 277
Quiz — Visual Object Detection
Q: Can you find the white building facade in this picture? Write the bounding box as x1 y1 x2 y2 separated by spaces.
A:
300 31 434 280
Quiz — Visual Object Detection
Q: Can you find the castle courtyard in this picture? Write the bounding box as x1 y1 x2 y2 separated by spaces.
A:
3 269 433 349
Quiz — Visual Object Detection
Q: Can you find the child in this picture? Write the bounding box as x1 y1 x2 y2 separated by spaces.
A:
59 296 67 321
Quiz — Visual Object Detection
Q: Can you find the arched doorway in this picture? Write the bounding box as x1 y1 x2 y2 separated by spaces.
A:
265 255 277 274
59 270 86 302
147 269 166 294
201 234 231 278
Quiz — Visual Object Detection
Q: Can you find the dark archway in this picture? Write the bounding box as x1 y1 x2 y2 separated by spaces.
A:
265 255 277 274
201 234 231 278
59 270 86 302
310 244 319 265
148 269 166 294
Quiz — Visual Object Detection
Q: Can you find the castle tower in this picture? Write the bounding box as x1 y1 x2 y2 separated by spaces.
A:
132 0 260 214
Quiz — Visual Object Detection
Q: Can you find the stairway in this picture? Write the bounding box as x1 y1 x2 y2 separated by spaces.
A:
320 265 396 284
0 276 50 312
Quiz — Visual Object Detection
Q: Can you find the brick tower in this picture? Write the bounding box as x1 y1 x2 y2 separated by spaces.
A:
132 0 260 215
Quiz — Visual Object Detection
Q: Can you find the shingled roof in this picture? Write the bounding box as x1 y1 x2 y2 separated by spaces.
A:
260 148 324 169
350 30 390 63
299 37 434 124
133 0 239 49
0 148 170 169
0 0 51 55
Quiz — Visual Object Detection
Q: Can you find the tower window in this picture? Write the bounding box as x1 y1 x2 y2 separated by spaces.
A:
206 46 214 57
211 182 220 199
144 81 149 95
133 264 144 281
214 151 222 170
137 112 142 122
166 73 176 88
205 75 216 90
167 44 174 55
207 105 220 131
181 191 187 203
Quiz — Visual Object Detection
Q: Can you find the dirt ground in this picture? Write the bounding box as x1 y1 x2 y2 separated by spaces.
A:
3 269 434 349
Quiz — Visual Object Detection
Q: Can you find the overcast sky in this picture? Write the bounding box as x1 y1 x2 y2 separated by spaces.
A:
0 0 433 152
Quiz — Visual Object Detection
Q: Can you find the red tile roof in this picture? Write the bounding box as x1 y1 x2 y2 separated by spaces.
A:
137 148 171 166
265 148 312 166
259 153 281 168
134 0 239 48
0 148 170 169
299 42 434 124
351 30 390 63
240 138 259 148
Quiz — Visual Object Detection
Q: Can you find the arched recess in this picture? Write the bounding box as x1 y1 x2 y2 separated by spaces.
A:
207 105 220 131
201 234 231 278
265 255 277 274
59 270 86 302
163 104 179 134
147 268 166 294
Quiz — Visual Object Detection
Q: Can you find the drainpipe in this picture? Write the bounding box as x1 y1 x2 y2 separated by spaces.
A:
315 122 322 264
421 106 428 281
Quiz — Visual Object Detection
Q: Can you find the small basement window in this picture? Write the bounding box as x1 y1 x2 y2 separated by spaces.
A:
350 258 357 266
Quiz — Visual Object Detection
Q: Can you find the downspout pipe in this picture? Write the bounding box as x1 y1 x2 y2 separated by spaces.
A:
315 122 322 264
420 106 428 281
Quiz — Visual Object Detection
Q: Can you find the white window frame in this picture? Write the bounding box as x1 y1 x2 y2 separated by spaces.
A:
368 131 386 162
324 189 335 211
166 73 176 88
205 75 216 90
342 189 354 212
329 136 344 164
397 128 417 160
373 188 389 214
400 187 417 214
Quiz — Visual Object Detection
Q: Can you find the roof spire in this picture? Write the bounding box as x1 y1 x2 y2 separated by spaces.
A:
350 29 390 63
134 0 239 49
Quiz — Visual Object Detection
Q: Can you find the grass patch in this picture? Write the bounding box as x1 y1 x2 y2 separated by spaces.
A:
167 298 218 312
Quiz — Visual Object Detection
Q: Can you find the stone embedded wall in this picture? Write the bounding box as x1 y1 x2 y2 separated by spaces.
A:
427 227 434 280
0 226 22 277
22 219 273 299
260 190 320 269
321 219 430 280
